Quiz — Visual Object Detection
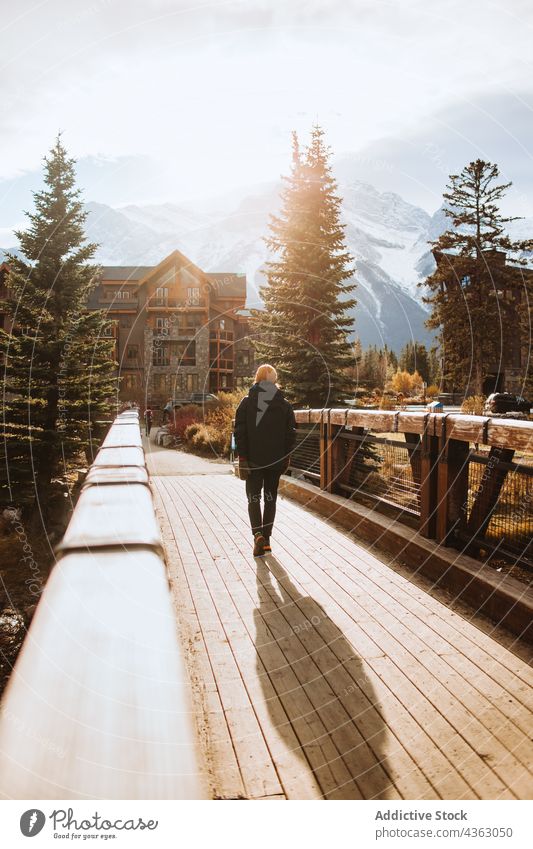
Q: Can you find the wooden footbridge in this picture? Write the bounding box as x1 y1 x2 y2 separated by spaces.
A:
0 410 532 800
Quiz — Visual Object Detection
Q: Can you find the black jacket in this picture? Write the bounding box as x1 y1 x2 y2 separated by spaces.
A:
234 382 297 470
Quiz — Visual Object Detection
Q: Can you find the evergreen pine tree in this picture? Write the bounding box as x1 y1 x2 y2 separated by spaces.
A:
423 160 532 396
0 137 118 514
252 125 357 407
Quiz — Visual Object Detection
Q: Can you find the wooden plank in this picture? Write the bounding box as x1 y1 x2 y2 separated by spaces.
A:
180 480 395 800
329 408 349 426
93 445 145 468
294 409 533 451
57 483 161 551
396 412 431 435
155 481 285 800
275 486 533 685
153 482 246 800
161 478 329 800
193 476 476 798
84 465 149 487
101 423 143 448
436 437 470 544
0 550 204 799
310 409 326 423
346 409 396 431
205 476 528 795
445 414 489 443
487 418 533 452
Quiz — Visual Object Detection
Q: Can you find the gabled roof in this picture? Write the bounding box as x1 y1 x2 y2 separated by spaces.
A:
100 266 154 281
207 272 246 299
137 249 210 288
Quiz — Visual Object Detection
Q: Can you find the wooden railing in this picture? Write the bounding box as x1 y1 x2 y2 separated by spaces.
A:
291 409 533 565
0 410 204 799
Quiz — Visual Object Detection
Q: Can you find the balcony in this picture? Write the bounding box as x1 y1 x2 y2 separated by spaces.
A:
147 298 206 311
152 325 198 339
210 330 234 342
210 358 234 371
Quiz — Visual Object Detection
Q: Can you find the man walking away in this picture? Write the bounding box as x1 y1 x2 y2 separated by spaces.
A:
144 407 153 437
234 364 297 556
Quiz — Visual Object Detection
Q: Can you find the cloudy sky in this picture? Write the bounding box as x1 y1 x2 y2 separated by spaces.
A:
1 0 533 227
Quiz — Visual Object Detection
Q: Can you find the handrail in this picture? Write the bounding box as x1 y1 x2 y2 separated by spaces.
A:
0 410 204 799
293 408 533 452
291 407 532 560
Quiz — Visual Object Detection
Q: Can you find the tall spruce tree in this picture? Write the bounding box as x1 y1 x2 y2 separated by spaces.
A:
0 137 118 513
253 126 356 407
423 159 532 396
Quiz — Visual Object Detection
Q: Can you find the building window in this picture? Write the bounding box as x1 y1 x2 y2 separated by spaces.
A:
153 343 170 366
126 345 139 360
187 287 200 305
186 373 198 392
122 373 139 390
219 374 231 389
237 349 250 367
171 340 195 365
152 373 170 392
155 287 168 305
120 317 133 328
155 316 170 334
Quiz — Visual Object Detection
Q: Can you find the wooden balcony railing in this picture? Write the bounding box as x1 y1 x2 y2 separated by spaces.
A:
147 298 205 310
0 409 204 799
290 409 533 567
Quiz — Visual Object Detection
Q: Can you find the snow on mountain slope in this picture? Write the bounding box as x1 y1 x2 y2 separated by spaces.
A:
82 180 439 349
2 177 442 348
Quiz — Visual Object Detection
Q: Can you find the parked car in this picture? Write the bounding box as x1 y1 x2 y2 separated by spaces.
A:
483 393 531 415
163 393 219 418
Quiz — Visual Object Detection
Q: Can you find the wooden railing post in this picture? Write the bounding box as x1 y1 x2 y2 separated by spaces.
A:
419 415 439 539
319 412 328 490
436 417 470 545
326 410 349 493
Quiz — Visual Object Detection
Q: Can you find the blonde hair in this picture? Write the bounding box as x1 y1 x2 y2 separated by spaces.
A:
254 363 278 383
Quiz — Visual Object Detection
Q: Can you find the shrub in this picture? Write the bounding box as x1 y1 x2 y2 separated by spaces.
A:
189 423 227 456
426 384 440 398
166 404 202 439
183 422 203 442
391 370 414 395
461 395 486 416
203 389 246 456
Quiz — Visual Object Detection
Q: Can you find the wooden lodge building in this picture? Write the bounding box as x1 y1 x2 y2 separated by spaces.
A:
432 248 533 397
0 250 256 410
86 250 256 408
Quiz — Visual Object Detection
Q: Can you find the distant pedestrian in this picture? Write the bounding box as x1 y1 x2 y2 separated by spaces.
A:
144 407 153 436
234 364 297 557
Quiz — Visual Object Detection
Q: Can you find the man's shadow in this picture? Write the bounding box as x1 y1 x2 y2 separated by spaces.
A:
253 556 393 799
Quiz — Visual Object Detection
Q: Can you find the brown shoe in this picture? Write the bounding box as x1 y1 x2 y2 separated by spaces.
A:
253 532 265 557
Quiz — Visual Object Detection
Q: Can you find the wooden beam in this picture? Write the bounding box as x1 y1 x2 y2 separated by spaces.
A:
436 429 470 545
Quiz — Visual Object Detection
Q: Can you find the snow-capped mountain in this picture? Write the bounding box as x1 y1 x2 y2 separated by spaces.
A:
1 178 459 350
76 179 440 350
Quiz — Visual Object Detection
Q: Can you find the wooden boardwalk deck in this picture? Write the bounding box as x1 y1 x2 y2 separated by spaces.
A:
152 471 533 800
